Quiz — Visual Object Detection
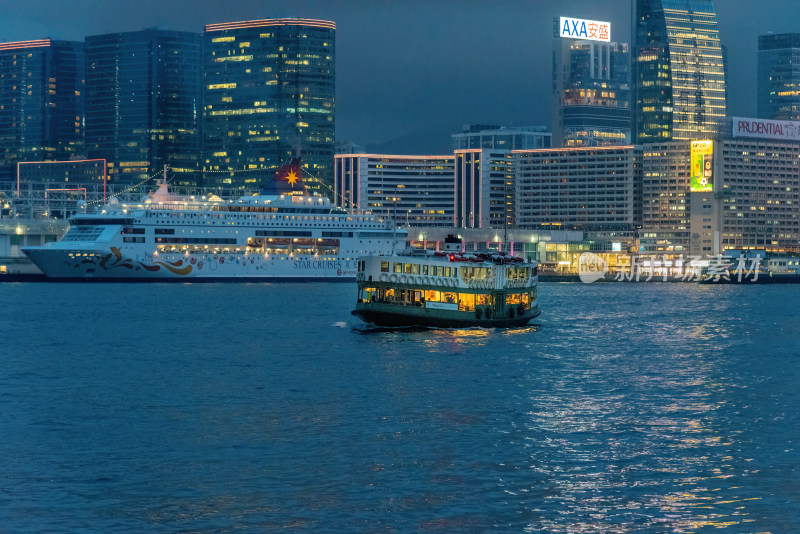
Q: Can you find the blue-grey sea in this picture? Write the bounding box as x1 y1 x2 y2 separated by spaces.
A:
1 281 799 532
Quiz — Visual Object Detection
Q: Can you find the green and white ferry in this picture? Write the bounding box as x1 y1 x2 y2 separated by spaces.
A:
352 235 540 328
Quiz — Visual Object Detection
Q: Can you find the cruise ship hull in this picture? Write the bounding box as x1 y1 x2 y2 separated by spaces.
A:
23 247 359 281
20 171 404 282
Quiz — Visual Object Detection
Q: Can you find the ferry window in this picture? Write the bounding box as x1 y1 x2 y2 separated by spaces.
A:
531 288 537 301
506 294 523 305
422 265 429 275
425 290 440 302
412 264 420 275
452 268 457 277
404 263 412 274
380 261 389 272
476 294 492 306
442 292 457 304
393 262 403 273
445 267 451 277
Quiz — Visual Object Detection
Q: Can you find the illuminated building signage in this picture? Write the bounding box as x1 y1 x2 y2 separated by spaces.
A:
690 140 714 193
732 116 800 141
559 17 610 42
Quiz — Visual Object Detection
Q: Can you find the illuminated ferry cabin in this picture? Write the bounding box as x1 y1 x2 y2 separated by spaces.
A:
352 235 540 328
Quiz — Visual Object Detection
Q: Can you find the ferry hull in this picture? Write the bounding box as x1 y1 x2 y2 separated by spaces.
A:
352 303 540 328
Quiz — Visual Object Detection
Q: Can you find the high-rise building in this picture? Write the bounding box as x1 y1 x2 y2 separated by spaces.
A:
334 154 455 226
639 141 692 253
454 150 515 229
0 39 84 181
758 33 800 121
634 0 726 142
552 35 630 147
640 124 800 256
203 18 335 194
514 146 642 231
84 29 203 187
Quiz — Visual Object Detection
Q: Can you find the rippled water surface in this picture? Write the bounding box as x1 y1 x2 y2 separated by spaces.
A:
1 281 799 532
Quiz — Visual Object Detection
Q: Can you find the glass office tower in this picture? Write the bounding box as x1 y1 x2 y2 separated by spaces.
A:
85 29 202 187
553 38 631 147
203 18 335 194
758 33 800 121
634 0 726 142
0 39 84 181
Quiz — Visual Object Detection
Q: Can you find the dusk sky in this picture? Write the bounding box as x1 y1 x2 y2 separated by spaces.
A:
4 0 800 152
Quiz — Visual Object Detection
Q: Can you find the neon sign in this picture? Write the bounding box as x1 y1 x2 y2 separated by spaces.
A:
559 17 611 42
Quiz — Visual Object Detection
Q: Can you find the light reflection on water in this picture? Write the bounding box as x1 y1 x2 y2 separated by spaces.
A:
0 282 798 531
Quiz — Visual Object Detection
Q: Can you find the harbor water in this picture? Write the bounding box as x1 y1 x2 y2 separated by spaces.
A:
1 281 799 532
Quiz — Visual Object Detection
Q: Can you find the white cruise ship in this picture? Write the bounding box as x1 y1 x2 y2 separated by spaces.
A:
22 160 406 281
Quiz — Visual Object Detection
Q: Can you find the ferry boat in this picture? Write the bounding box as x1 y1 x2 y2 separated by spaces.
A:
352 235 540 327
22 160 406 281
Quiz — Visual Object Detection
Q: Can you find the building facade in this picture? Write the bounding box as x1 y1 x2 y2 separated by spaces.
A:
639 141 693 253
634 0 727 142
454 150 514 229
203 18 335 194
451 125 551 151
0 39 84 181
514 146 642 231
758 33 800 121
640 128 800 256
85 29 202 187
334 154 455 226
717 137 800 253
552 36 630 147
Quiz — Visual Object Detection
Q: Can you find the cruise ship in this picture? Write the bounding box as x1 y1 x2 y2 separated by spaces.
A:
22 160 407 281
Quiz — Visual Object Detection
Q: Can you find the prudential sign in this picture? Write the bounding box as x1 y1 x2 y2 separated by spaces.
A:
559 17 611 42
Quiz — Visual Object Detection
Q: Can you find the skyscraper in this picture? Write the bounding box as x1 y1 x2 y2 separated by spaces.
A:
758 33 800 121
0 39 84 181
84 29 203 187
203 18 335 194
553 35 631 147
634 0 726 142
